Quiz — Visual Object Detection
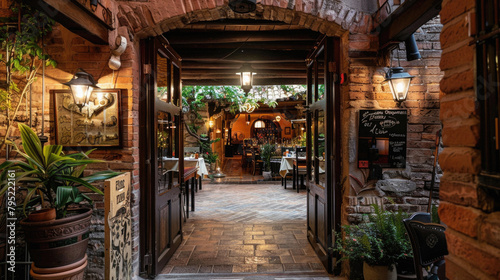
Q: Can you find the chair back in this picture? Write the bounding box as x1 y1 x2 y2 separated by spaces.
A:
295 147 306 160
408 212 431 223
403 219 448 279
252 148 261 161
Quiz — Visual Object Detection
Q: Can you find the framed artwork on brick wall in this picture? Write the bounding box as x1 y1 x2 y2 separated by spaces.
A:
52 89 122 147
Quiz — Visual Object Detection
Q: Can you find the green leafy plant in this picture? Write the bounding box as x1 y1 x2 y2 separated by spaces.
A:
0 0 57 149
0 124 121 218
334 204 412 268
260 143 276 172
198 136 220 164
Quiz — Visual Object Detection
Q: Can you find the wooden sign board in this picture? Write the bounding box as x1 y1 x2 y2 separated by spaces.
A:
105 172 132 280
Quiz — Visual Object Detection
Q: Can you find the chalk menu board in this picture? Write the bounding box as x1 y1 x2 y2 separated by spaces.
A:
358 110 407 168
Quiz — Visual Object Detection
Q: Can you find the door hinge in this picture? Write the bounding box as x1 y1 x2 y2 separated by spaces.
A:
144 64 152 75
144 253 152 266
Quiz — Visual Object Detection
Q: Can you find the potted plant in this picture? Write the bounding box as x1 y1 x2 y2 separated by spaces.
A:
334 204 412 280
260 144 276 180
0 124 121 279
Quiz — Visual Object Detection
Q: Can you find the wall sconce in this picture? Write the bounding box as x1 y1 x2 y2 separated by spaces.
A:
274 115 281 122
216 129 222 134
246 114 251 125
63 69 99 110
228 0 256 13
209 119 214 128
384 67 414 103
236 64 256 93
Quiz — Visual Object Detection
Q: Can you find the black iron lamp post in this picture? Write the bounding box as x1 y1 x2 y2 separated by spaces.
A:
384 67 414 103
236 64 256 93
63 69 99 110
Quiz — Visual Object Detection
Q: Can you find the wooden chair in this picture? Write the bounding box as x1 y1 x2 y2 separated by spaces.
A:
251 148 263 176
242 145 253 168
403 217 448 280
293 147 307 193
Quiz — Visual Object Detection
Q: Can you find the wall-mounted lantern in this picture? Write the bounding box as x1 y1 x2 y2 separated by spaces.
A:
246 114 251 126
236 64 256 93
274 115 281 122
384 67 414 103
228 0 256 13
63 69 99 110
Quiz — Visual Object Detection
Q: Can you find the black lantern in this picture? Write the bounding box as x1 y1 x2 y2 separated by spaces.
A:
63 69 99 109
229 0 256 13
236 64 256 93
384 67 414 103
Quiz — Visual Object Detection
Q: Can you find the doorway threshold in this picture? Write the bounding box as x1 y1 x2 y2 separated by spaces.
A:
155 271 342 279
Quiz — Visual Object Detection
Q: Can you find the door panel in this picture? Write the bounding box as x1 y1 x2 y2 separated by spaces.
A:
306 36 342 274
140 37 183 278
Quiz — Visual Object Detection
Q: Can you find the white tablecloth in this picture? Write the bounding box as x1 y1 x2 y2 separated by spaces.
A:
279 157 325 178
162 157 208 177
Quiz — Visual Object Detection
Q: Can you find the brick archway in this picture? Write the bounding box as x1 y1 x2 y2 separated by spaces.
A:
117 0 374 38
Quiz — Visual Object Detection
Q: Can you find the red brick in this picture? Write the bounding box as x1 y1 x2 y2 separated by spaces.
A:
439 202 482 237
440 68 474 94
442 119 480 147
445 230 500 278
445 255 485 280
440 17 470 49
440 0 475 25
479 212 500 249
439 96 477 120
440 44 474 71
439 147 481 174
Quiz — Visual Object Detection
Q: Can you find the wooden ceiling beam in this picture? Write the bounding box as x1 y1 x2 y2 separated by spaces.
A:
165 30 321 44
181 61 307 70
376 0 442 49
170 41 316 51
181 78 310 86
179 49 308 62
182 69 309 76
30 0 109 45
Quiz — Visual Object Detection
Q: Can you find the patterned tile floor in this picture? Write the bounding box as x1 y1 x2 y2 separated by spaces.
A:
158 183 340 279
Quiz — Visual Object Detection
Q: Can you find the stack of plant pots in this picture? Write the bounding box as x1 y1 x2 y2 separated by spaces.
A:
21 208 92 280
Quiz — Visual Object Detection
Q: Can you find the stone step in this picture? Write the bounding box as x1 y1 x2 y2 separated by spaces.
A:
155 272 343 279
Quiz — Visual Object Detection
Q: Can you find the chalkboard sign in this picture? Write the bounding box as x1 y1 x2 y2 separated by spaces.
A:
358 110 407 168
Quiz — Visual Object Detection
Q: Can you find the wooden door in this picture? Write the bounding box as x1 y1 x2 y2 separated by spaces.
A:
306 36 342 274
140 37 184 277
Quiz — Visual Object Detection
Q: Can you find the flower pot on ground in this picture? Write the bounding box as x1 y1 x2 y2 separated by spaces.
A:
0 124 121 279
363 262 397 280
262 171 272 180
333 204 412 280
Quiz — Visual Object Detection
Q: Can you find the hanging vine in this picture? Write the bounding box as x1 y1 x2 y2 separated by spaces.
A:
0 0 57 149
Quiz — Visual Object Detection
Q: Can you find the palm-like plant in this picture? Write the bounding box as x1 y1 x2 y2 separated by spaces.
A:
0 123 121 218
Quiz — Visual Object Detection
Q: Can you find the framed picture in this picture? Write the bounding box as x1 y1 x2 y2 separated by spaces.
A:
52 89 122 147
285 127 291 135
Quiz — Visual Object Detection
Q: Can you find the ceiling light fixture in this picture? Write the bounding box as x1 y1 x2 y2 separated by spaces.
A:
236 64 256 93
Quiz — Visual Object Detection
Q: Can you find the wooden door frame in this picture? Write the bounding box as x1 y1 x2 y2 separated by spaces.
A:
139 37 184 278
305 36 342 274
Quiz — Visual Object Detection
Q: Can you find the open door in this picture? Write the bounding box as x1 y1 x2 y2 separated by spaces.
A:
140 37 184 277
306 36 342 274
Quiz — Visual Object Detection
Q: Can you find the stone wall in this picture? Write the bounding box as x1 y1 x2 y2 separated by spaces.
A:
438 0 500 279
344 17 443 223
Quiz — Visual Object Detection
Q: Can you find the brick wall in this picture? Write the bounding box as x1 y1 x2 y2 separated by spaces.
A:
344 17 443 223
0 16 141 278
438 0 500 279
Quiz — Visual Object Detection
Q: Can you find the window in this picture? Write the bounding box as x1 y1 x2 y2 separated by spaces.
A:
476 0 500 204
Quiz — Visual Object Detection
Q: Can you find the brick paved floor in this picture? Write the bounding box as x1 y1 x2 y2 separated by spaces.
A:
158 183 338 279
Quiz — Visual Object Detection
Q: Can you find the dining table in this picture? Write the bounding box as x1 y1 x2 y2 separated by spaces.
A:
162 157 208 219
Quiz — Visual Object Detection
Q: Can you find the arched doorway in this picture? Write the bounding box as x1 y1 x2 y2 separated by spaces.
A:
136 5 348 277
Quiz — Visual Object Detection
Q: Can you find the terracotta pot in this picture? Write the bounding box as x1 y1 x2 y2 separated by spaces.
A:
30 254 87 280
363 262 397 280
20 208 92 268
28 208 56 222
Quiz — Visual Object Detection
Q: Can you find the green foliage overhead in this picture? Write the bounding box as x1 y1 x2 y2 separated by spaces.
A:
180 85 306 115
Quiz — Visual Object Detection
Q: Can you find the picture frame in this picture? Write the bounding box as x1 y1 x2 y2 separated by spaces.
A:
285 127 291 135
52 89 122 148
